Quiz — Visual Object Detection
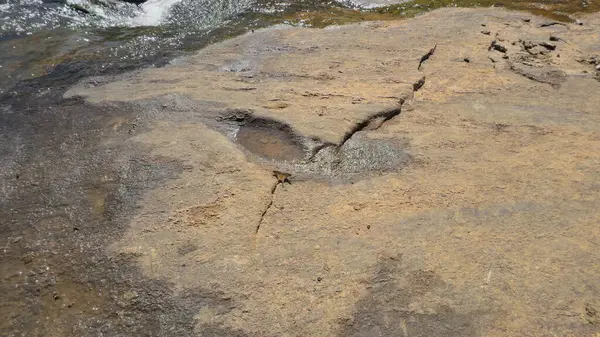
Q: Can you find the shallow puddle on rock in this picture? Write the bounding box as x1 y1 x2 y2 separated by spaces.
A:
235 120 305 161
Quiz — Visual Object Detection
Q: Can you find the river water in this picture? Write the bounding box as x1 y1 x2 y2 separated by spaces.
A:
0 0 352 94
0 0 596 97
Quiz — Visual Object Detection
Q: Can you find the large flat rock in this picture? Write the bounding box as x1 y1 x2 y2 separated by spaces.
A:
62 8 600 337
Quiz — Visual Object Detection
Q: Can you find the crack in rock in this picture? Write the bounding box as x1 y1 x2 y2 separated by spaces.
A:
256 196 274 234
256 171 291 235
308 142 337 162
412 76 426 92
308 100 407 162
339 104 405 147
256 182 278 234
418 45 437 70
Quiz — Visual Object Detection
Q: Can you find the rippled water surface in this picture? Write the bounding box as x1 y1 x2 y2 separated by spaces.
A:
0 0 596 95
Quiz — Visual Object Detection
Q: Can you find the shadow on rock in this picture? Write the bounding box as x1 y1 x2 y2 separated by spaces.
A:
0 93 243 336
339 255 479 337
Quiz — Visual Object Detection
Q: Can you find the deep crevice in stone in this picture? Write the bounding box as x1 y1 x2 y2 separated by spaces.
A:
339 104 404 148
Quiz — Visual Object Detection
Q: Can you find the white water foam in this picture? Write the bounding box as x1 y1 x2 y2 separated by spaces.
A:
0 0 252 36
64 0 183 27
129 0 183 26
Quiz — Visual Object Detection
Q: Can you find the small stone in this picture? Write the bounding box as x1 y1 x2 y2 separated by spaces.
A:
12 237 22 243
316 277 322 282
481 30 491 35
491 41 507 53
123 290 138 301
596 64 600 70
367 225 371 230
463 58 470 63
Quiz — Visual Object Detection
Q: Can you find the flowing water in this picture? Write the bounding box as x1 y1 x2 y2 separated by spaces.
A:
0 0 597 96
0 0 347 94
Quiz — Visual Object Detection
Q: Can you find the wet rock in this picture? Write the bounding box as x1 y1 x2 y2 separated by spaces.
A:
20 8 600 337
123 290 139 302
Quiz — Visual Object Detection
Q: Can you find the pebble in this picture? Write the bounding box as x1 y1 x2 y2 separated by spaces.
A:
123 290 138 301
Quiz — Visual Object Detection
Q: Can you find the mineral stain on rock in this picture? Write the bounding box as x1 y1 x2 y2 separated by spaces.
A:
339 255 480 337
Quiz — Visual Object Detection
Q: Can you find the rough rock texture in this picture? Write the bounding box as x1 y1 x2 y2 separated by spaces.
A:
347 0 412 9
6 7 600 337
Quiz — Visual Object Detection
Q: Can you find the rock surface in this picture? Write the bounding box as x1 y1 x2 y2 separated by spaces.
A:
3 7 600 337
